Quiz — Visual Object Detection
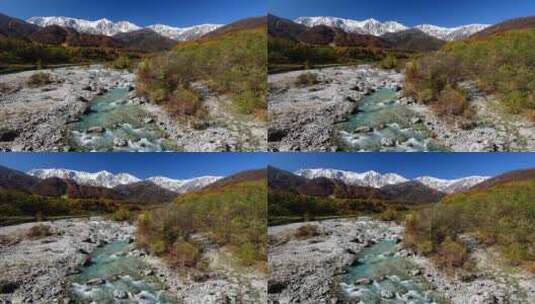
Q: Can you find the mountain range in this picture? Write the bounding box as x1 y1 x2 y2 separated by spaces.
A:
27 16 223 41
268 166 445 204
294 168 490 193
294 16 490 41
27 168 222 193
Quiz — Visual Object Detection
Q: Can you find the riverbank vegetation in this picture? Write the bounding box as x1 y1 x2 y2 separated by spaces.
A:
404 180 535 273
268 190 413 226
136 175 267 271
268 36 408 72
136 27 267 121
404 29 535 120
0 36 144 73
0 189 144 226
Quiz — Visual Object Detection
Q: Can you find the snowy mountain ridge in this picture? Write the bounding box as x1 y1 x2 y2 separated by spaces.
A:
294 168 491 193
27 168 222 193
27 16 223 41
294 16 491 41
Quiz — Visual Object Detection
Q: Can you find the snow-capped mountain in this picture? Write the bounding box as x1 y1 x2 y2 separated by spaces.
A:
294 168 490 192
415 176 490 193
27 16 141 36
415 24 490 41
295 168 409 188
295 16 408 36
27 16 223 41
146 176 222 193
28 168 141 188
294 16 490 41
27 169 222 193
147 24 223 41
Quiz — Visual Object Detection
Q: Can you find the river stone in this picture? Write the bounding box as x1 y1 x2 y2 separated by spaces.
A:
380 137 395 147
354 278 371 285
380 288 395 299
87 278 104 285
113 289 128 299
355 126 373 133
87 126 105 133
410 117 423 124
113 138 128 147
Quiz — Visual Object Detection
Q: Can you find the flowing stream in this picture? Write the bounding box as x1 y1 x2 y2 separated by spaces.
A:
340 240 443 304
70 241 177 303
337 88 445 151
69 88 177 151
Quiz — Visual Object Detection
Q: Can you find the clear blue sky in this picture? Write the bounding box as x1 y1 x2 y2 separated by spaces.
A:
269 0 535 27
0 153 269 179
0 0 266 27
267 153 535 179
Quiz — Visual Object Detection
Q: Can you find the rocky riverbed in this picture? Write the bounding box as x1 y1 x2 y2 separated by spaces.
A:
268 65 535 151
268 218 535 304
0 65 266 151
0 218 135 303
0 218 267 304
268 218 403 303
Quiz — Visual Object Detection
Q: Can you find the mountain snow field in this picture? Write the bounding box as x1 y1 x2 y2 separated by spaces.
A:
27 168 223 193
295 168 490 193
27 16 223 41
294 16 490 41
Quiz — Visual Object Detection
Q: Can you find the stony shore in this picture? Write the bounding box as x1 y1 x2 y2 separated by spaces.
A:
0 218 134 303
0 218 266 304
0 65 134 151
268 218 534 304
268 65 535 151
268 218 403 303
268 65 402 151
143 82 267 152
145 234 267 304
0 66 266 152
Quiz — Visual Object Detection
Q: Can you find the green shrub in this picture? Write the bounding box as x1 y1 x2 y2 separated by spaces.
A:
27 72 53 87
168 240 200 267
379 53 398 69
26 224 52 239
294 224 320 239
136 28 267 120
111 207 131 221
235 242 259 266
232 90 265 115
502 91 533 114
434 237 468 269
405 28 535 118
406 180 535 272
110 54 133 70
136 179 267 270
432 85 468 116
295 72 319 87
165 86 202 117
150 239 167 255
